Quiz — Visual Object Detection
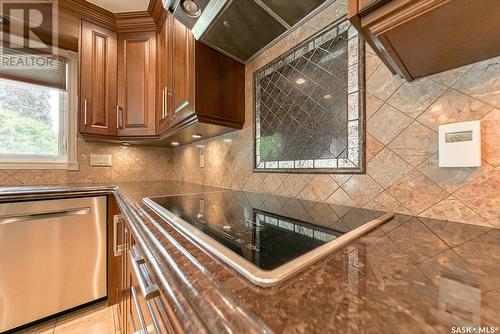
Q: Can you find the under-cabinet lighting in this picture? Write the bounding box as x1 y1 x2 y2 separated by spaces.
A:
192 134 202 139
171 141 180 146
121 142 130 146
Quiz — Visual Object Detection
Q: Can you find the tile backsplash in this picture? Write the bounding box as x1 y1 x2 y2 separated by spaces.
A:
171 1 500 228
0 137 173 186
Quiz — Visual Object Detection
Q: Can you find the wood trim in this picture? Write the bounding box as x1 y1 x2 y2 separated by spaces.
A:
59 0 116 30
148 0 169 31
115 11 157 33
363 0 449 35
360 0 450 80
60 0 161 33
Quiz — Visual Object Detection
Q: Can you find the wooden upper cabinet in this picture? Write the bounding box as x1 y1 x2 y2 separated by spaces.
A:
80 20 117 135
117 31 157 136
156 13 173 134
171 17 195 119
348 0 500 81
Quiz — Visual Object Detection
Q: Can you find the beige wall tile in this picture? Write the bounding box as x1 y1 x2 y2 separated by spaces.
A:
387 121 438 167
389 170 448 215
365 93 384 121
481 108 500 166
420 196 491 227
453 56 500 108
417 89 493 131
417 154 494 193
454 169 500 227
367 104 412 145
387 78 447 118
367 148 413 188
341 174 383 206
366 64 403 101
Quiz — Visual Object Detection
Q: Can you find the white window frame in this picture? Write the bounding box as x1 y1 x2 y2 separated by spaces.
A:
0 47 79 170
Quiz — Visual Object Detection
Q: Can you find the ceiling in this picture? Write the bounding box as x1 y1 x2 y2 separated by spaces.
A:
86 0 150 13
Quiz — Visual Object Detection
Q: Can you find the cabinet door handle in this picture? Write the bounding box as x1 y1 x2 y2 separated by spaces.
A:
116 106 120 130
83 99 88 126
116 106 123 129
163 87 168 118
162 88 166 119
113 214 125 257
167 90 175 120
130 246 160 300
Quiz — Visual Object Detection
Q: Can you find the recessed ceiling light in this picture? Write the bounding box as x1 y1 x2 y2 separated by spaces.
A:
171 141 180 146
192 134 202 139
224 139 232 143
182 0 201 17
295 78 306 84
121 142 130 146
323 94 332 99
196 144 204 148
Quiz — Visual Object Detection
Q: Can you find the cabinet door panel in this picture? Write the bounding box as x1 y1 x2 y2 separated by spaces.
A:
156 13 173 134
172 18 194 118
117 31 156 136
80 20 117 135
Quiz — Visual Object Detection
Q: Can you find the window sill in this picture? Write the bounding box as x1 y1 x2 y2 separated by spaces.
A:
0 161 79 170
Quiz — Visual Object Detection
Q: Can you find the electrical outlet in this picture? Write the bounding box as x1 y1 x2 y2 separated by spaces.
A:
90 154 112 166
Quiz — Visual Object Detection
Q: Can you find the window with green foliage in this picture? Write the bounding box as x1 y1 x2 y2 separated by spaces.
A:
0 79 63 157
0 45 77 169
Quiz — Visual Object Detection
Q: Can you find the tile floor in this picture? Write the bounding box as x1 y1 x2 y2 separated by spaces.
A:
13 301 120 334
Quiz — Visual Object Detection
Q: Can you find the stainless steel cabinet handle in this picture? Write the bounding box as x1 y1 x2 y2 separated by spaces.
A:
113 214 124 257
168 90 176 120
162 88 166 119
130 286 148 334
130 246 160 300
116 106 120 130
163 86 168 118
116 106 123 130
83 99 88 126
0 207 91 225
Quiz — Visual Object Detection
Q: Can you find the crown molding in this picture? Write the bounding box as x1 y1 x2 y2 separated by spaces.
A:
115 11 157 32
148 0 169 30
59 0 116 30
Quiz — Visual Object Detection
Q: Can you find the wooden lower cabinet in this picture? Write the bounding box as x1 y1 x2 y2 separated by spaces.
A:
109 204 179 334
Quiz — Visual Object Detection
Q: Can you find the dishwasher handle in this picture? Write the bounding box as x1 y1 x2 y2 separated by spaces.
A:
0 207 91 225
130 246 160 300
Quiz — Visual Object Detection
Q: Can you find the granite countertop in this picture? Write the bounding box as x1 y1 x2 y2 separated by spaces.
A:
1 180 498 333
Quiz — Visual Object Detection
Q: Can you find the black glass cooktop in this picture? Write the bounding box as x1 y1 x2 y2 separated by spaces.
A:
146 191 389 271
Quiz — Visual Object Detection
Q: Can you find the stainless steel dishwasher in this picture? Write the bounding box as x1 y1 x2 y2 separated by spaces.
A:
0 196 107 332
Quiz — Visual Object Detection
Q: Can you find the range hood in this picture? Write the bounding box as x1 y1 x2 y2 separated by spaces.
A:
164 0 331 63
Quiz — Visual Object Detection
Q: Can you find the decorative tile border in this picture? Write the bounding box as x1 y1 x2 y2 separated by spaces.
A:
253 19 365 173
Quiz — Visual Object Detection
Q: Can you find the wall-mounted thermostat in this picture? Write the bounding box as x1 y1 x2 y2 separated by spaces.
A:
438 120 481 167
